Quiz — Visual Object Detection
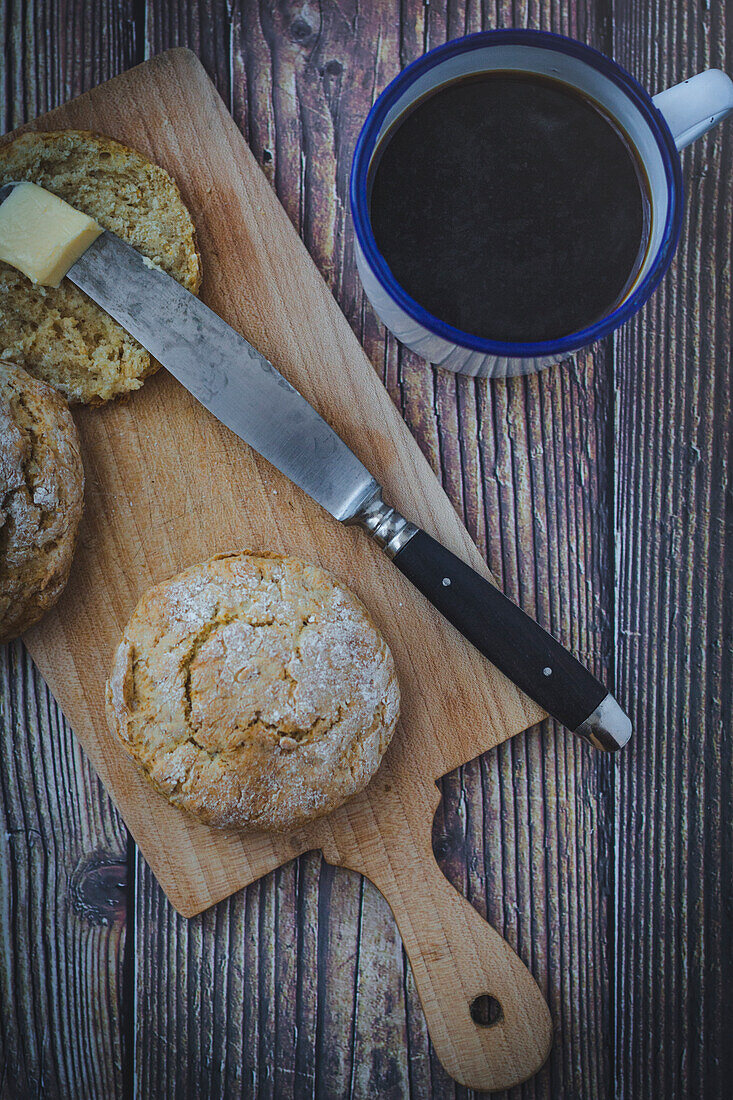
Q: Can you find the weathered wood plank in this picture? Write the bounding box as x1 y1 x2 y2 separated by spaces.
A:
136 2 614 1097
433 345 614 1100
0 3 135 1098
0 644 127 1099
612 2 732 1097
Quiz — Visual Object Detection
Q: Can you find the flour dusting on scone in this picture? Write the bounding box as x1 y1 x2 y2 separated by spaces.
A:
105 551 400 832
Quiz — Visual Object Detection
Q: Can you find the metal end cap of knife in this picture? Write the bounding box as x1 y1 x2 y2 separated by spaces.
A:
0 181 21 204
575 693 633 752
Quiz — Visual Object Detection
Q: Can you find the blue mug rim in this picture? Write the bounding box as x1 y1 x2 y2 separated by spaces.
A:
349 28 684 360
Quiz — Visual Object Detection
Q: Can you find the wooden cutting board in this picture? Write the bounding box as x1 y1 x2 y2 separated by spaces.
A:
10 49 553 1091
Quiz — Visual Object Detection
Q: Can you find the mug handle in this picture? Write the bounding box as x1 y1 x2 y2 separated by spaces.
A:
653 69 733 150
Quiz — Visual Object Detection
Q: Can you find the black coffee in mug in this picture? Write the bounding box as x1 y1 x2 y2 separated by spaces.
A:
368 71 651 343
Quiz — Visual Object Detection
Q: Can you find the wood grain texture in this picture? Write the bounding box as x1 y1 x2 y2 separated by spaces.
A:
612 2 733 1097
0 4 134 1098
0 642 128 1099
1 0 730 1096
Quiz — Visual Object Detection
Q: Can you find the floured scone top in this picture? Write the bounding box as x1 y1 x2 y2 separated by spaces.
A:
0 360 84 641
106 552 400 832
0 129 202 404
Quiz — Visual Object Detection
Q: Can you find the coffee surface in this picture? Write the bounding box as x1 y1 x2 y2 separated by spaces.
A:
369 72 649 343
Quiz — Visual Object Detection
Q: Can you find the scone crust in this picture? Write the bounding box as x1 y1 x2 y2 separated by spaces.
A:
0 129 202 404
106 552 400 832
0 360 84 641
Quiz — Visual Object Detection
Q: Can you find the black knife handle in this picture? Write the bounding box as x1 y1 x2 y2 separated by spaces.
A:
392 528 631 750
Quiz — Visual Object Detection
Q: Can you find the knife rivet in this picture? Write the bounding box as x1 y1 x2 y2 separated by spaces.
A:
543 666 553 677
442 577 451 586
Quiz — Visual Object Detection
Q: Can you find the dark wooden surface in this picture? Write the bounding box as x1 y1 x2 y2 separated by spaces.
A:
0 1 729 1097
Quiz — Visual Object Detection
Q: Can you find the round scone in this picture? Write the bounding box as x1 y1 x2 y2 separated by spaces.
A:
0 361 84 642
0 129 202 404
106 552 400 832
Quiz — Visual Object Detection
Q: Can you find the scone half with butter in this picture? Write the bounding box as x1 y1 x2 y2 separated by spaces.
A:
106 552 400 832
0 129 201 405
0 360 84 642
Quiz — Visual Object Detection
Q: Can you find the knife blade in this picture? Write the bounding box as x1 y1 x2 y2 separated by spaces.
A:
0 184 632 750
73 232 380 524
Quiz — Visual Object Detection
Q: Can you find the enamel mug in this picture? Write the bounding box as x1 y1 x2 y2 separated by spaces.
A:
350 29 733 378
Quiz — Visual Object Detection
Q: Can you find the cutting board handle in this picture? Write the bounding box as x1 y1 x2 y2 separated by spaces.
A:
324 789 553 1092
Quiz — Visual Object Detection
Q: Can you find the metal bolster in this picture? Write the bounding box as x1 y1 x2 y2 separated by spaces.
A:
575 693 633 752
344 486 418 559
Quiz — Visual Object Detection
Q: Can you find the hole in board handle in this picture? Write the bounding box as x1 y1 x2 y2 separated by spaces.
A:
469 993 503 1028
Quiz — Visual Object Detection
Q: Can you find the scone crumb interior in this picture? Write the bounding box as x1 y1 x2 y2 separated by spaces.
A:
0 129 201 404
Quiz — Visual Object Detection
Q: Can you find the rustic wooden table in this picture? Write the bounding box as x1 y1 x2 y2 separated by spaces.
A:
1 2 730 1098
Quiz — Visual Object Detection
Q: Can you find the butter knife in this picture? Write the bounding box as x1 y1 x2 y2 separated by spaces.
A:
0 183 632 750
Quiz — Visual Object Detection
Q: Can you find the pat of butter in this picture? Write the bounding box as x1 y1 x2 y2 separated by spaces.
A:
0 182 102 287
